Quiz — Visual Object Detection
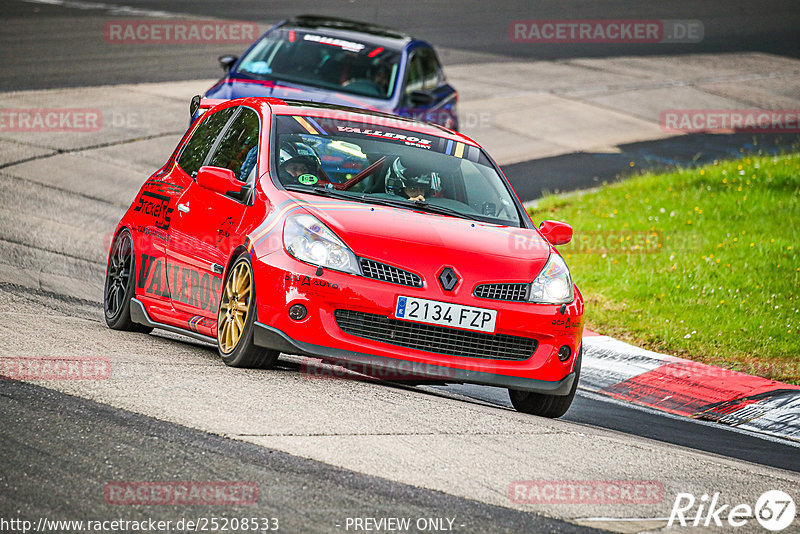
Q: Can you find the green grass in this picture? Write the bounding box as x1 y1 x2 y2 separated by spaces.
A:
529 152 800 383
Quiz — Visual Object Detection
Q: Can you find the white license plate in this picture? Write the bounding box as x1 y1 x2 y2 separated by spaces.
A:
394 296 497 333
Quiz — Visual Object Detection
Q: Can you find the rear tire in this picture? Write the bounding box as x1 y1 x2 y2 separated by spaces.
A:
104 229 153 334
509 348 581 418
217 255 279 369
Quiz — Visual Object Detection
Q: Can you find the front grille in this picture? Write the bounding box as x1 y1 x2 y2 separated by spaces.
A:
334 309 537 361
360 258 423 287
474 283 530 302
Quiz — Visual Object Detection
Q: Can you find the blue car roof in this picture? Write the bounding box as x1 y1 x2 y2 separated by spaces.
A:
281 15 415 50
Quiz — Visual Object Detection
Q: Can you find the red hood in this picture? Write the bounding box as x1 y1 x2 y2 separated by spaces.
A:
295 197 552 285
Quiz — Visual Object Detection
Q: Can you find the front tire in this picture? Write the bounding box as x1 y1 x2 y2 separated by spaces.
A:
217 255 279 369
509 348 581 418
104 229 152 333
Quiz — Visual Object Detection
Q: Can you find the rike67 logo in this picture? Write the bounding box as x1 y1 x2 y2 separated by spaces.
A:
134 191 173 230
668 490 796 531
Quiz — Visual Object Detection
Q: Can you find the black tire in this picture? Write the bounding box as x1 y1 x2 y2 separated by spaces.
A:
217 255 279 369
509 349 581 418
104 229 153 333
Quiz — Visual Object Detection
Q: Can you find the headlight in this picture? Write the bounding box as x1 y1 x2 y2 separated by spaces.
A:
529 254 574 304
283 213 360 275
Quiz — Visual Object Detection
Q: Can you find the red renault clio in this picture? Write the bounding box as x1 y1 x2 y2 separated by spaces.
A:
104 96 583 417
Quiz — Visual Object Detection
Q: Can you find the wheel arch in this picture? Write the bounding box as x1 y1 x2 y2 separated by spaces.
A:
112 224 147 298
106 224 135 278
107 224 134 258
223 244 253 316
224 245 250 276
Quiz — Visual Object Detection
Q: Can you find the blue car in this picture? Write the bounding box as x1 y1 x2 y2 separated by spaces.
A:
205 15 459 130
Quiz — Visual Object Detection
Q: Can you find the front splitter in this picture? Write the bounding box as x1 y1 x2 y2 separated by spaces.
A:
253 321 577 395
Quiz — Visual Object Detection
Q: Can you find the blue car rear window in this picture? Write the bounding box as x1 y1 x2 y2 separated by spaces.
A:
238 29 401 100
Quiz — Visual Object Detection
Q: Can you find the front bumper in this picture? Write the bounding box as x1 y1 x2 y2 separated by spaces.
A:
251 250 583 392
253 321 578 395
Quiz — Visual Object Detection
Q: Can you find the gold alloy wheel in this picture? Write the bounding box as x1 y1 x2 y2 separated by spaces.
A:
218 261 252 354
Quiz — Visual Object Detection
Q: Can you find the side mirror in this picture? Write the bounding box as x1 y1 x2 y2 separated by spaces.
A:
190 94 201 119
197 166 243 198
539 220 573 245
407 90 434 107
218 55 238 72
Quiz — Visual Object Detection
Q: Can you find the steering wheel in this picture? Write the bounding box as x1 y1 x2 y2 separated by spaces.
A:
342 79 383 98
498 201 512 218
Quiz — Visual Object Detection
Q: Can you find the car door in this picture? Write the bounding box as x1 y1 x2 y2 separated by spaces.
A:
133 105 236 320
131 167 182 309
400 47 457 129
166 106 260 335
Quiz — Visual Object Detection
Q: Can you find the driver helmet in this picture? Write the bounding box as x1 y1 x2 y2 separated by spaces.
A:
385 157 441 196
279 140 318 164
279 154 322 182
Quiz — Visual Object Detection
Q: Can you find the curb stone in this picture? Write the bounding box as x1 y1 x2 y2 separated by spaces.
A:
581 331 800 442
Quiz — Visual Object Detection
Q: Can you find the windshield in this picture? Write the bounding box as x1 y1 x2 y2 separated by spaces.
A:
273 115 522 226
237 28 400 100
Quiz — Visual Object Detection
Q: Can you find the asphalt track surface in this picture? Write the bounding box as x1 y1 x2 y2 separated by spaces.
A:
430 384 800 474
3 0 800 90
0 379 597 533
504 133 800 200
2 0 800 531
4 0 800 194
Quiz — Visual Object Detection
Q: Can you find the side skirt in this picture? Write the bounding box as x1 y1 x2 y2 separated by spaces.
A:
130 298 216 344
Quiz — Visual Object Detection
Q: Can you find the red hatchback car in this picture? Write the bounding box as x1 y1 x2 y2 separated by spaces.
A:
104 97 584 417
